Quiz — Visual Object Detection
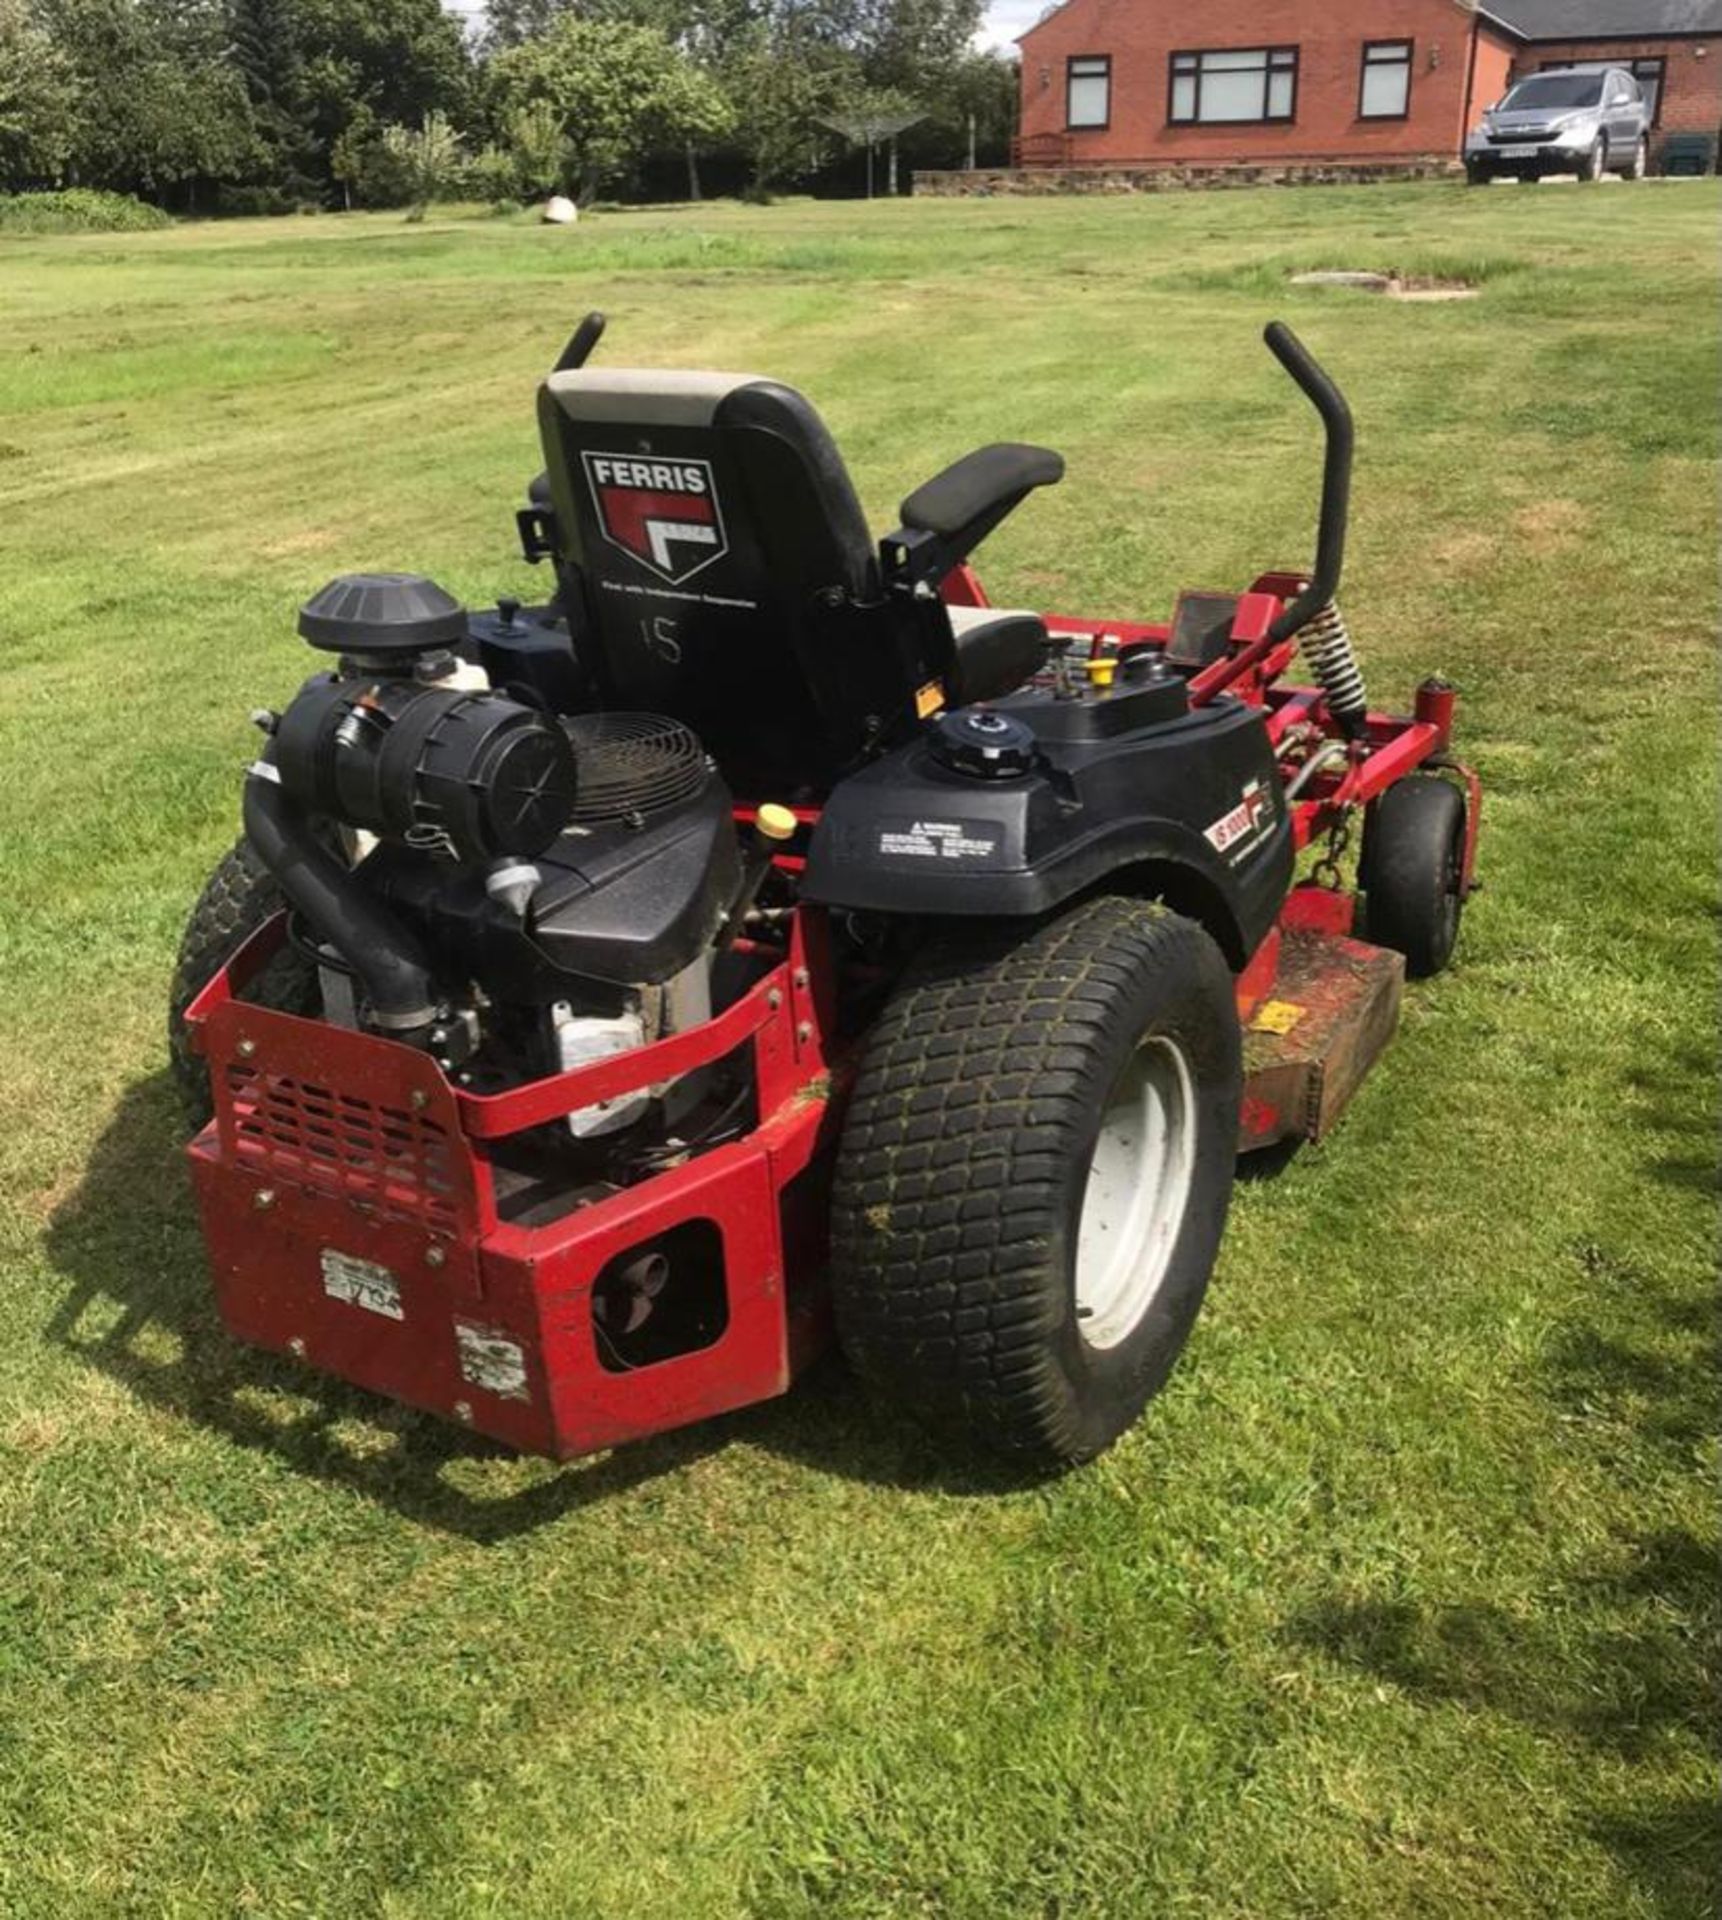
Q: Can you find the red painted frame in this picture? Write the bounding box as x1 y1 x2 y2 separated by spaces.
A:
182 564 1478 1460
183 905 843 1456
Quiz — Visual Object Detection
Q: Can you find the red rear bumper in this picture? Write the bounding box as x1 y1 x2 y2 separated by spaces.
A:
184 915 838 1458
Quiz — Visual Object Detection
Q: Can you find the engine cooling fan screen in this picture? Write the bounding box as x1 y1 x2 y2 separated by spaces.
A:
563 712 710 822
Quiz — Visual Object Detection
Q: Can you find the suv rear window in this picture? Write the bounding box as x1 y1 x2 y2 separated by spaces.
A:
1504 74 1606 109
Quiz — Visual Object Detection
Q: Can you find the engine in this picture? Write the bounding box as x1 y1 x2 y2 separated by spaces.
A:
246 572 744 1149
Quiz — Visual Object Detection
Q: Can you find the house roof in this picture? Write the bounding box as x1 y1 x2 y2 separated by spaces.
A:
1479 0 1722 37
1015 0 1722 47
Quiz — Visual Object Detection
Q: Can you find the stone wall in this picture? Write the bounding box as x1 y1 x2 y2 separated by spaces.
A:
915 156 1464 196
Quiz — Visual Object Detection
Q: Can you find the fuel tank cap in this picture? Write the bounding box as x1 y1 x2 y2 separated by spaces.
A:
931 708 1037 779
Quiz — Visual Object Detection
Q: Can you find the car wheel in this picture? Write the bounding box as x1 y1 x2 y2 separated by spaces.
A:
829 896 1242 1469
1581 138 1606 182
1628 137 1648 180
1465 162 1489 186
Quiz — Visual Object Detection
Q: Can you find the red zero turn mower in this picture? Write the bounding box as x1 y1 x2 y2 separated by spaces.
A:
170 316 1482 1468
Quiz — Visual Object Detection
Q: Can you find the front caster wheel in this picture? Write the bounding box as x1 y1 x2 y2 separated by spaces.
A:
1361 775 1468 978
830 897 1242 1469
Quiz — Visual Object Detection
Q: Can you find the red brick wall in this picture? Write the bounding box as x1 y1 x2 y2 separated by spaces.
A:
1468 28 1516 132
1502 38 1722 156
1018 0 1494 162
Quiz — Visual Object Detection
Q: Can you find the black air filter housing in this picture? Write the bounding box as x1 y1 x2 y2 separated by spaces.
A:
299 573 467 658
273 672 578 862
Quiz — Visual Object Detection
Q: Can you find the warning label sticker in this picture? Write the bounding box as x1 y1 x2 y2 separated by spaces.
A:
320 1248 403 1320
876 818 1003 863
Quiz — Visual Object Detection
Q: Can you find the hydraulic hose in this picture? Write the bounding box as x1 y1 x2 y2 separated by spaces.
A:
243 753 441 1034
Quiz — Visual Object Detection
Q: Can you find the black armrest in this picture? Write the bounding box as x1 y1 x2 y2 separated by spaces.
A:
899 443 1064 555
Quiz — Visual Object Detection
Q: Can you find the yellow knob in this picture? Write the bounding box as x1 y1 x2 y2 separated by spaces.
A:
756 803 799 842
1087 656 1117 690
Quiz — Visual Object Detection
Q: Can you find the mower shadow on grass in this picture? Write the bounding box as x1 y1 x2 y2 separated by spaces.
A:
1280 1265 1720 1918
43 1072 1034 1535
42 1071 736 1542
1625 1035 1721 1201
1283 1531 1719 1918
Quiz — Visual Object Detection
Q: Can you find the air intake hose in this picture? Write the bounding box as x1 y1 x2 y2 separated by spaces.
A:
243 753 441 1035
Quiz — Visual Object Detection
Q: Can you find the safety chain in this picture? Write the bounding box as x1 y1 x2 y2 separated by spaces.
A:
1309 802 1357 893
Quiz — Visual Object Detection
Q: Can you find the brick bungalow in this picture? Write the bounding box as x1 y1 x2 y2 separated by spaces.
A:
922 0 1722 191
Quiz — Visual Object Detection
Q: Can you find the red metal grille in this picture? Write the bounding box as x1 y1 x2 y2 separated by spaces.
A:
223 1063 461 1230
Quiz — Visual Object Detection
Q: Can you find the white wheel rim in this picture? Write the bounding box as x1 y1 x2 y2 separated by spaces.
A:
1074 1037 1197 1350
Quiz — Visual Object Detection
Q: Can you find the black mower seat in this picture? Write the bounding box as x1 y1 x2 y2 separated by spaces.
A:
945 603 1049 704
531 365 1059 788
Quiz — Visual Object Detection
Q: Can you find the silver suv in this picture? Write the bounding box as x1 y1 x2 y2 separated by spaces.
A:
1465 67 1651 184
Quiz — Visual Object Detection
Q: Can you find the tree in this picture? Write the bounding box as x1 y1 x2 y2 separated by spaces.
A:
851 0 978 93
489 17 731 202
33 0 259 203
231 0 318 200
381 108 462 218
232 0 301 117
464 140 521 208
506 98 567 198
296 0 471 202
481 0 560 53
0 0 75 187
716 10 856 195
328 103 375 208
904 46 1016 171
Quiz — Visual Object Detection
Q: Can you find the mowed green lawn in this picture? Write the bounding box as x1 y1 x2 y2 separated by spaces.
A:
0 183 1716 1917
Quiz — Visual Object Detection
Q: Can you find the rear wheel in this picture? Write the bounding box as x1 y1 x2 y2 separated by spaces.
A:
1361 776 1468 979
829 897 1241 1469
1627 137 1648 179
168 839 319 1131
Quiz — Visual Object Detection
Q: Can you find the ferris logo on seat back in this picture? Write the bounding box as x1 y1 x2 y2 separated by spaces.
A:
582 452 729 586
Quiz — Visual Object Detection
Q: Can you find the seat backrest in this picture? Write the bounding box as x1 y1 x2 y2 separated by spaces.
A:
536 370 950 794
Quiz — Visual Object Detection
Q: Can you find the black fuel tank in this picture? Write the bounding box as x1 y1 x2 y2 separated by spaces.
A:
800 684 1293 965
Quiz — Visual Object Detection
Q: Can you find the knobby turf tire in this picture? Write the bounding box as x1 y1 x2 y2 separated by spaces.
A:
1361 775 1467 979
167 838 319 1132
829 896 1241 1469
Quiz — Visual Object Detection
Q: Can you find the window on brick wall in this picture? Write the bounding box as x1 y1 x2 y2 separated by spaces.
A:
1359 40 1414 119
1539 56 1666 125
1169 47 1299 125
1067 55 1111 130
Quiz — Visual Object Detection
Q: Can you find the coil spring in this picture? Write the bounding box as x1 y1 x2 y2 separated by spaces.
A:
1302 599 1369 730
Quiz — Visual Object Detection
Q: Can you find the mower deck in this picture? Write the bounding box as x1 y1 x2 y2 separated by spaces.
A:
1238 928 1405 1152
